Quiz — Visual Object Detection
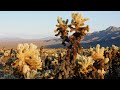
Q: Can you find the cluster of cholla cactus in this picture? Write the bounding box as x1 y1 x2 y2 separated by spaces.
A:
104 45 120 79
77 44 110 79
54 12 90 79
11 43 42 79
78 44 120 79
0 48 17 79
0 43 119 79
0 13 119 79
54 13 120 79
0 48 16 66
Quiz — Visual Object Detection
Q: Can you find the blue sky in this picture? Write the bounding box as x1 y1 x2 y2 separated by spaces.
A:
0 11 120 39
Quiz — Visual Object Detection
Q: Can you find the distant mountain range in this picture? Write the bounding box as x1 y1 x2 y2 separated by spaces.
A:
0 26 120 49
45 26 120 48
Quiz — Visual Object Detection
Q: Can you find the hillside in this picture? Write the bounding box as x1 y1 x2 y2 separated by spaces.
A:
46 26 120 48
0 26 120 49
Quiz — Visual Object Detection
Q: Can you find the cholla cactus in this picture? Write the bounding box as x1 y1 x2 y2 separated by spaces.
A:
0 49 4 54
61 51 66 56
0 49 11 65
55 12 89 47
72 13 89 24
70 12 89 32
77 55 94 74
12 43 42 79
97 68 106 79
24 70 37 79
91 44 105 60
4 50 11 57
54 17 69 46
112 45 119 51
90 47 94 52
54 12 90 79
76 51 109 79
55 12 90 60
104 58 109 64
51 59 58 65
105 47 109 51
110 51 120 79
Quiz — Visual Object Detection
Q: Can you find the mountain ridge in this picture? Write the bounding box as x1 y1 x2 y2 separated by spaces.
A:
46 26 120 48
0 26 119 49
